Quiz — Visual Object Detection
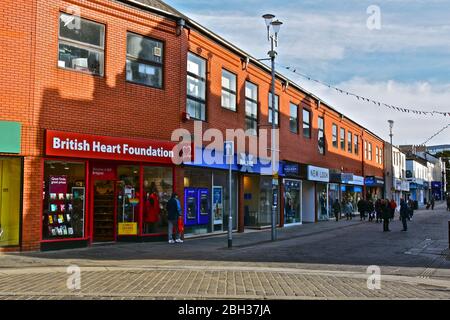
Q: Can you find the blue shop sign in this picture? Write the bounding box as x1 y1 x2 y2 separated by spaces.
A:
432 181 442 189
185 146 283 175
283 163 299 175
365 176 385 187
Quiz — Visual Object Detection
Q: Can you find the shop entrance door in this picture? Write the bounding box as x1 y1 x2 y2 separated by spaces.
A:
93 180 116 242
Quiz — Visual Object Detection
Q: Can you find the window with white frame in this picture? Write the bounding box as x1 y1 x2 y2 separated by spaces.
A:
187 52 206 121
58 13 105 75
303 109 311 138
245 81 258 135
222 69 237 111
290 103 298 133
368 143 373 161
268 93 279 126
354 135 359 155
318 116 325 155
332 124 338 148
348 131 352 153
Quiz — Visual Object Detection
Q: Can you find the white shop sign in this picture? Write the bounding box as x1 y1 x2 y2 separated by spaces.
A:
307 166 329 183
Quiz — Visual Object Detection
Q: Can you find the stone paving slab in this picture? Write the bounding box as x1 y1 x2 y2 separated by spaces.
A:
0 266 449 300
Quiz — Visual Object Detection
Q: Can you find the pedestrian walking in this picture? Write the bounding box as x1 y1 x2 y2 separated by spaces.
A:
367 199 375 222
430 197 435 210
407 198 414 221
447 195 450 211
343 200 353 220
375 198 382 223
400 198 409 232
166 193 183 244
389 198 397 221
357 197 367 221
332 199 341 222
381 199 391 232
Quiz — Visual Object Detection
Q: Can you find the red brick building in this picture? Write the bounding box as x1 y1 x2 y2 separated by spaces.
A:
0 0 385 252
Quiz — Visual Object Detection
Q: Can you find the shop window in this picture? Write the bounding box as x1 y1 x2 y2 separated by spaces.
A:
318 116 325 155
290 103 298 134
340 128 345 150
116 166 140 236
244 175 278 227
42 161 86 240
187 52 206 121
302 109 311 138
332 124 338 148
0 158 21 247
284 180 301 224
222 69 237 111
245 81 258 135
268 93 279 126
126 33 163 88
58 13 105 75
143 166 173 235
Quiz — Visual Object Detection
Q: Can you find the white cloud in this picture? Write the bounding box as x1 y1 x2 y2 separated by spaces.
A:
293 77 450 145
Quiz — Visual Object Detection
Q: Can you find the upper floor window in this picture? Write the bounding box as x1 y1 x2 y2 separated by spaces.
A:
340 128 345 150
354 135 359 155
332 124 338 148
58 13 105 76
318 117 325 155
221 69 237 111
303 109 311 138
376 146 380 163
379 148 383 164
347 131 352 153
268 93 279 126
290 103 298 134
126 33 163 88
364 141 368 159
187 52 206 121
368 142 373 161
245 82 258 135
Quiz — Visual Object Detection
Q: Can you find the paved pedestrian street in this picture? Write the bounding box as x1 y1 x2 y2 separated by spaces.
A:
1 203 449 300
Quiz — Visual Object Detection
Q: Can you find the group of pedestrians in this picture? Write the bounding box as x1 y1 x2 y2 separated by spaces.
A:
332 196 416 232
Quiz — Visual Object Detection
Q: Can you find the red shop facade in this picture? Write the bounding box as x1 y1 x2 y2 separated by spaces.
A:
41 130 179 251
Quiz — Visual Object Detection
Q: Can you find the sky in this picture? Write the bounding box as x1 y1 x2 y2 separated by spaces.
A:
164 0 450 146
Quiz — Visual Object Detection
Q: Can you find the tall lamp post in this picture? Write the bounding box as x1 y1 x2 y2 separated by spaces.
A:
263 14 282 241
388 120 394 200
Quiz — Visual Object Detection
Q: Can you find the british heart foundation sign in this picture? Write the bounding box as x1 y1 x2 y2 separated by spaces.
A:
46 130 178 164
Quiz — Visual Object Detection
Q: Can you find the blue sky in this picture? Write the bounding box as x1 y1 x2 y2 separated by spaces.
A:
165 0 450 145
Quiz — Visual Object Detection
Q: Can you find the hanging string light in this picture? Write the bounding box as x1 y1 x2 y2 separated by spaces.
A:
279 64 450 117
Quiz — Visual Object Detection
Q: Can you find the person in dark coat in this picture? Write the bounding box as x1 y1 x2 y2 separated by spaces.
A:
407 198 414 220
332 199 341 222
166 193 182 244
400 198 409 231
367 200 375 222
430 197 435 210
447 195 450 211
381 199 391 232
357 198 367 221
375 199 382 223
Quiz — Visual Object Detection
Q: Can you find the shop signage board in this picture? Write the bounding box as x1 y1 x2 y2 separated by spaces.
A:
348 175 365 186
307 165 329 183
49 175 67 194
117 222 138 235
365 176 385 186
0 121 21 154
341 173 354 183
283 163 299 175
46 130 178 164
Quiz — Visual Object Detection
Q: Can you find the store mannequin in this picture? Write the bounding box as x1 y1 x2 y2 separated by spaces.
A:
144 183 161 232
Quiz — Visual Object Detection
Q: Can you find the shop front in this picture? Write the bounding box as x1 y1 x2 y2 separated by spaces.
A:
183 167 238 236
304 165 330 222
281 162 303 226
408 178 424 206
337 174 364 215
0 121 22 249
364 176 384 201
42 130 179 250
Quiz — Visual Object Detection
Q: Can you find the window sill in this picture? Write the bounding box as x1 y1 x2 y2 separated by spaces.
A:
57 66 103 77
221 106 237 112
126 80 163 90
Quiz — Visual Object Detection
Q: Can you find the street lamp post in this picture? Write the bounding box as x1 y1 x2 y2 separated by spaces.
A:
263 14 282 241
388 120 394 200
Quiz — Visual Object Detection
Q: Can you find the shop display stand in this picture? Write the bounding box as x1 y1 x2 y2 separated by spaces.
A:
46 190 82 238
